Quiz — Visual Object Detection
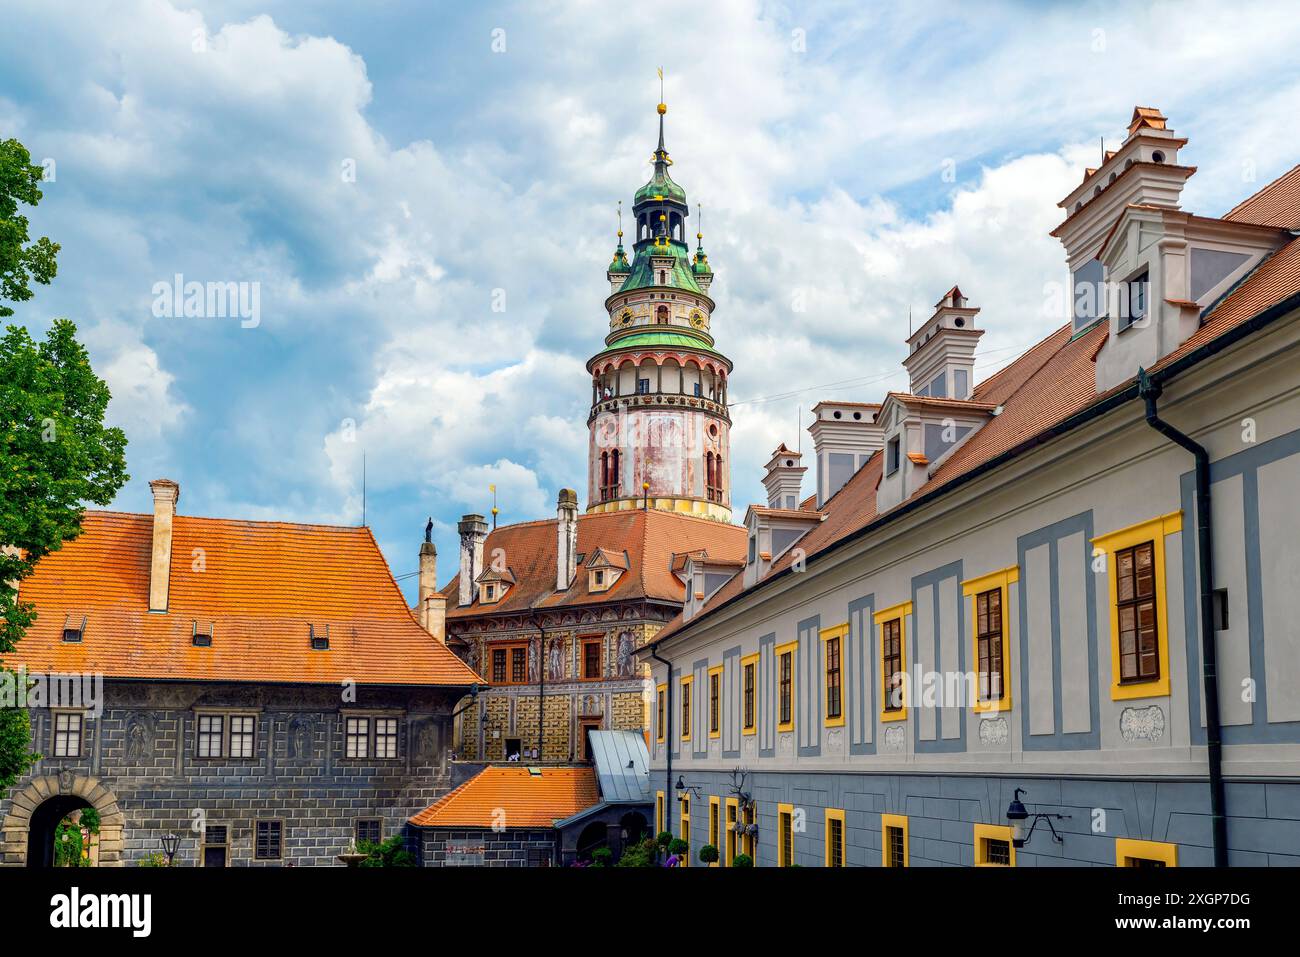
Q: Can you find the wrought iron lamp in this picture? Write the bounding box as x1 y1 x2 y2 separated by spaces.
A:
159 831 181 866
1006 788 1070 848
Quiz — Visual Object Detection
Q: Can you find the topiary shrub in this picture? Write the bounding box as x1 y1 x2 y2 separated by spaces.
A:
590 847 613 867
698 843 719 865
616 839 657 867
667 838 689 858
655 830 673 849
732 853 754 868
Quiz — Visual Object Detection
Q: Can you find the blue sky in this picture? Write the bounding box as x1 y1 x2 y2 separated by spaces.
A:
3 0 1297 596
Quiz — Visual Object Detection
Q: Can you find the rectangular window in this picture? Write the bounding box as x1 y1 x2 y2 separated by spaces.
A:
345 716 370 759
355 819 382 846
708 667 722 738
1095 513 1177 700
886 436 901 475
776 642 796 732
1119 269 1149 330
53 712 83 758
741 655 758 734
680 676 692 741
725 798 739 866
881 618 904 716
656 684 666 743
974 823 1016 867
374 717 398 759
708 797 720 866
679 795 691 867
511 646 528 683
1116 541 1159 682
882 814 909 868
825 809 846 867
228 714 255 759
655 791 665 836
778 803 794 867
492 648 507 683
582 638 603 680
637 377 650 395
822 625 846 725
197 714 223 758
254 820 283 861
976 588 1004 703
1116 838 1177 867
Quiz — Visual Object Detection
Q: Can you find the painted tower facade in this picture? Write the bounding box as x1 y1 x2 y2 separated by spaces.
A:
587 101 733 522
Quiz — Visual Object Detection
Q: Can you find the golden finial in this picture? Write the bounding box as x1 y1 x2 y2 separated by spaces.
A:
657 67 666 114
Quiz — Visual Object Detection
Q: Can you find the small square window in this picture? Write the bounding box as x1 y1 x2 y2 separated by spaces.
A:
374 717 398 759
53 712 83 758
345 716 370 759
255 820 283 860
355 819 382 847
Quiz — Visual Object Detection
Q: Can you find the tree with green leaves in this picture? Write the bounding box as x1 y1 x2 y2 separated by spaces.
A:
1 137 128 792
0 139 59 318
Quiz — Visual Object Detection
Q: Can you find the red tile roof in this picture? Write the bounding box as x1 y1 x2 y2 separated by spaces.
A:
409 765 599 828
9 510 482 686
1224 163 1300 229
443 508 746 619
653 163 1300 645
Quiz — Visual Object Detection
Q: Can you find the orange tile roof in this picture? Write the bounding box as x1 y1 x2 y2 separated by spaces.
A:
9 510 482 686
409 766 599 828
1224 163 1300 229
443 508 745 619
653 163 1300 646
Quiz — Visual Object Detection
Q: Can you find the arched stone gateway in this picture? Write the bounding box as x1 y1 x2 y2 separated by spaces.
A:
1 773 125 867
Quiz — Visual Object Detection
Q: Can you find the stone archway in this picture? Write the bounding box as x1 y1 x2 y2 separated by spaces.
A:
1 773 125 867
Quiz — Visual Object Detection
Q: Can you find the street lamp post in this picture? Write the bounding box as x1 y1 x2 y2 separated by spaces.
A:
159 832 181 866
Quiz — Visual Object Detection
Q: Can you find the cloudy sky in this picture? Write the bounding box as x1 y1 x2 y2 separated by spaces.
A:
3 0 1297 595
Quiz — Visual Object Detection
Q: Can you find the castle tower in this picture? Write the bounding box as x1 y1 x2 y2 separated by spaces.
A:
586 98 733 522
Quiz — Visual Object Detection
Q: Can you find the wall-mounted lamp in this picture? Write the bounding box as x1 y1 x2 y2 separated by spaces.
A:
1006 788 1070 848
674 775 702 800
159 831 181 866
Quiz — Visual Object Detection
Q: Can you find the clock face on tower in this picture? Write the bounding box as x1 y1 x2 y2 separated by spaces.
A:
587 101 732 522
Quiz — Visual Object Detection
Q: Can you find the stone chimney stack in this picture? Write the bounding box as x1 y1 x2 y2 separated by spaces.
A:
148 479 180 612
457 514 488 607
762 445 807 509
418 540 446 642
808 402 884 507
556 489 579 592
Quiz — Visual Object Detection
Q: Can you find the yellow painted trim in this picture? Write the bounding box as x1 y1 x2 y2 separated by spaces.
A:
974 823 1016 867
740 653 760 736
821 624 848 727
775 641 798 733
679 794 691 867
724 797 739 866
877 610 909 722
1116 838 1178 867
962 567 1018 714
777 803 795 867
655 791 665 836
1093 513 1179 700
680 675 693 741
881 813 909 867
656 683 667 743
708 796 721 866
824 808 847 867
707 666 724 739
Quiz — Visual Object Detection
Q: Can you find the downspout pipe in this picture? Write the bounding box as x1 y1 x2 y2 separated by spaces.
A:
1136 367 1228 868
649 642 674 838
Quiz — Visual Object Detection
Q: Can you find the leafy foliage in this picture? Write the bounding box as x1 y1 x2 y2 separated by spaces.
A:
53 817 86 867
357 834 416 867
614 838 657 868
698 843 719 864
732 853 754 868
136 852 169 867
0 138 59 318
590 846 613 867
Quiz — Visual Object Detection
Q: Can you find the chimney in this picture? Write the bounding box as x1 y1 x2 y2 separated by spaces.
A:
418 540 446 643
762 445 806 509
556 488 579 592
808 402 884 507
457 514 488 607
903 287 983 399
148 479 180 612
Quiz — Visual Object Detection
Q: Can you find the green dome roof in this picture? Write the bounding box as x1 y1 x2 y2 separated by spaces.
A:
608 242 631 274
692 248 712 275
634 169 687 206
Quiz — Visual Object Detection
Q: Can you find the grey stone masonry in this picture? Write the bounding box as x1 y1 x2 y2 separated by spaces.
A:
0 679 467 867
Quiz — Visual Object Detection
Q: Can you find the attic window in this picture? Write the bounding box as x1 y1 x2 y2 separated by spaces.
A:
192 621 213 648
954 317 965 327
310 625 330 651
594 570 605 586
61 615 86 643
887 436 901 475
1151 150 1165 164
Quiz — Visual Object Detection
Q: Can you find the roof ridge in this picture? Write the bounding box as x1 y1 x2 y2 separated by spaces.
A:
85 508 373 535
1223 161 1300 221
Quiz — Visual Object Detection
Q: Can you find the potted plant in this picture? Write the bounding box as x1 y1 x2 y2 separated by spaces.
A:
698 844 719 865
732 853 754 868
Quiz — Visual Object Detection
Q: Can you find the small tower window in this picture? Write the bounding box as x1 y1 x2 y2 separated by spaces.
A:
659 270 667 285
657 305 669 323
1151 150 1165 164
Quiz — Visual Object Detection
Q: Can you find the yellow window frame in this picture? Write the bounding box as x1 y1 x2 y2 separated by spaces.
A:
824 808 846 867
680 675 693 741
740 653 760 735
655 791 665 836
724 797 739 866
974 823 1016 867
1116 837 1178 867
820 623 848 727
881 813 909 867
679 794 691 867
775 641 798 733
708 665 724 739
777 802 795 867
961 566 1018 713
656 683 666 743
708 796 721 866
1092 511 1181 700
874 601 913 722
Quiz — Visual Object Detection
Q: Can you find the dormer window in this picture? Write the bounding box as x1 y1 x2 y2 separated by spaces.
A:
193 621 213 647
61 615 86 643
1118 269 1149 332
594 570 604 587
310 625 330 650
887 436 901 475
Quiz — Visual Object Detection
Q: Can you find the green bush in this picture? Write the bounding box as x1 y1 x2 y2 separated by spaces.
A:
357 835 416 867
615 839 657 867
590 847 613 867
698 843 719 864
667 838 689 858
136 852 169 867
732 853 754 868
655 830 673 848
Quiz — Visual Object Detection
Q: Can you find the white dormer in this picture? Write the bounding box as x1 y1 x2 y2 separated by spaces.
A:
762 444 807 509
681 554 744 623
586 547 628 593
874 393 995 514
742 504 821 588
476 565 515 605
902 286 983 400
808 401 883 507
